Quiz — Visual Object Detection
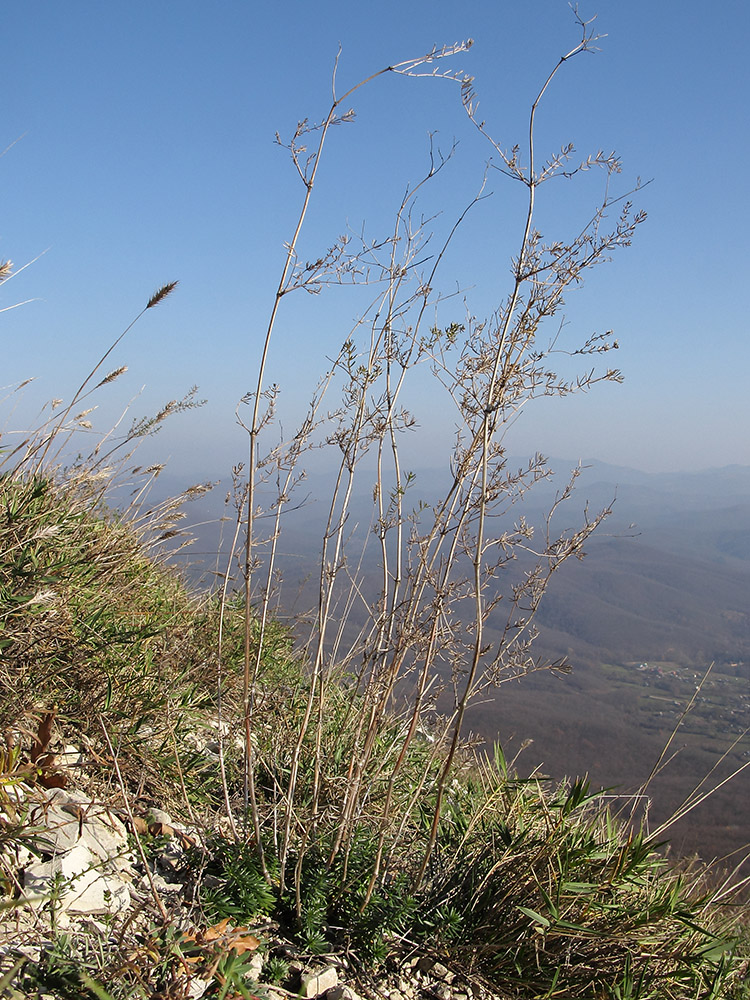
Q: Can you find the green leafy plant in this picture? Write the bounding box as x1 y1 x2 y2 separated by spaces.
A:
198 836 278 924
261 954 289 986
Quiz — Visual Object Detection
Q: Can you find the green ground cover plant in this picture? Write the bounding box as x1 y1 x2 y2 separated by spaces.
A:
2 9 749 999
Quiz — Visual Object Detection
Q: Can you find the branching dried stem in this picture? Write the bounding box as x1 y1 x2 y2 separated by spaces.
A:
240 40 474 889
236 19 649 906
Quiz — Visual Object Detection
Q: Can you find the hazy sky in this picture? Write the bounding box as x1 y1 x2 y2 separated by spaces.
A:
3 1 748 479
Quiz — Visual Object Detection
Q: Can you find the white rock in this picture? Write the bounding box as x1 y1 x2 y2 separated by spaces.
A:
28 791 129 864
204 716 230 737
2 841 35 870
54 788 90 806
0 781 32 806
300 966 339 998
246 950 265 980
3 943 41 963
147 808 173 826
59 744 82 767
150 873 184 894
342 988 366 1000
23 841 131 915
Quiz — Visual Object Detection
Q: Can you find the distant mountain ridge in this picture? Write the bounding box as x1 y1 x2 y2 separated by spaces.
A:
166 455 750 669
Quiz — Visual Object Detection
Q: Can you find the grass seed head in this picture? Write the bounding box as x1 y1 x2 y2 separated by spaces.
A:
146 280 179 309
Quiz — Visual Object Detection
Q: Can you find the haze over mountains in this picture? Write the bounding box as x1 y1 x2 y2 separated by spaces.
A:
162 458 750 864
527 461 750 668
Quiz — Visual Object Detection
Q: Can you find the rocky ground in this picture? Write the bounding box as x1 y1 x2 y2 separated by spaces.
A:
0 739 510 1000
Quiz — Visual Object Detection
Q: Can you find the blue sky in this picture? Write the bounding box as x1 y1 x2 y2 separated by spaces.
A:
3 1 748 479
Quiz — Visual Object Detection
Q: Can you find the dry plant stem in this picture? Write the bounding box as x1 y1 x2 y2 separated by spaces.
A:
0 249 49 315
215 502 246 840
249 401 332 850
648 733 750 843
316 322 412 844
710 855 750 904
278 311 413 878
619 663 750 845
360 642 443 905
32 282 178 473
169 728 197 828
415 22 599 886
634 662 715 808
367 144 465 662
295 280 432 875
329 185 486 871
235 13 643 913
240 47 461 655
98 716 168 923
281 426 363 882
344 260 608 889
326 244 413 846
252 47 472 888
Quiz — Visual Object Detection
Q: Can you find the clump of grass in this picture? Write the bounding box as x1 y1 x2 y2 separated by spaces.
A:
0 284 255 815
10 917 267 1000
2 470 201 797
416 750 749 998
187 728 750 997
0 458 302 817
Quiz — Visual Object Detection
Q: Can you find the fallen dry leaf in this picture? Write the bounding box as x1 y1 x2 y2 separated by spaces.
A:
185 919 261 955
30 708 56 764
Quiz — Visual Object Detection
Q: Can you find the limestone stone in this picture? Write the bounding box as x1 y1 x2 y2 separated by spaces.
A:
300 965 339 998
59 744 82 768
341 988 366 1000
246 950 265 980
431 962 449 980
28 789 129 866
186 976 211 998
23 841 131 915
146 808 173 826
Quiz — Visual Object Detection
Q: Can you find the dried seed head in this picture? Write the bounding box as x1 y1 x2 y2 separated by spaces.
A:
34 526 62 540
146 281 179 309
96 366 128 388
29 589 57 608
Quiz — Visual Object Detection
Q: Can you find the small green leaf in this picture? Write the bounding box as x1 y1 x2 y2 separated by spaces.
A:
518 905 551 928
78 970 118 1000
